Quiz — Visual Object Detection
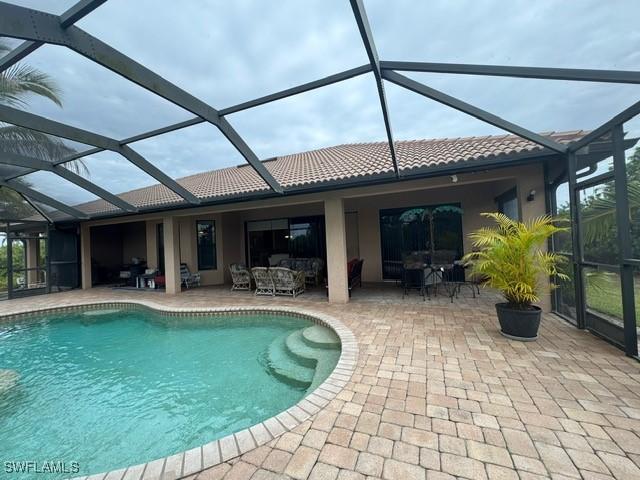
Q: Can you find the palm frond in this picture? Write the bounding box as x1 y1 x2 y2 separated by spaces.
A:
0 44 88 181
580 184 640 244
463 212 568 306
0 124 89 176
0 64 62 107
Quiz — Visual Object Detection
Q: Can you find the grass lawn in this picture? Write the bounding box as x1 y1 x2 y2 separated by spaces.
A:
585 272 640 326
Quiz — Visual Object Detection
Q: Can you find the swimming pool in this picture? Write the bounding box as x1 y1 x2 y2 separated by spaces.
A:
0 305 342 479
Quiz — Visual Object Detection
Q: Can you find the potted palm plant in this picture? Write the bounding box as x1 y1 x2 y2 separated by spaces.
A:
463 213 568 341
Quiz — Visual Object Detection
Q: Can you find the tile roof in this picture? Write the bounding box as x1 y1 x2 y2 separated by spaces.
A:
72 131 585 217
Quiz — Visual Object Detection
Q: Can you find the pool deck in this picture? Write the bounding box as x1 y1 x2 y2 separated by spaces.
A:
2 285 640 480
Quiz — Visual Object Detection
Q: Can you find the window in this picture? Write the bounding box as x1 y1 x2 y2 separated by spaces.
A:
245 216 326 267
379 204 464 280
496 187 519 220
246 219 289 267
156 223 164 273
288 216 325 260
196 220 216 270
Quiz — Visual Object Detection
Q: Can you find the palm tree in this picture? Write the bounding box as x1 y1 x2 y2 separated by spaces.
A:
580 182 640 245
0 39 87 174
463 213 568 307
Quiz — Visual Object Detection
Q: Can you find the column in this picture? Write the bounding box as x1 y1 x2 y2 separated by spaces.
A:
163 216 181 295
324 197 349 304
26 238 38 286
80 224 92 289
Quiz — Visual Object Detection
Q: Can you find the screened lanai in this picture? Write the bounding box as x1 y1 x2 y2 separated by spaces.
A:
0 0 639 358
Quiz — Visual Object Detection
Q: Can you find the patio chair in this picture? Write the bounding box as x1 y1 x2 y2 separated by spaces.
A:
425 250 457 297
180 263 201 289
306 258 324 286
270 267 305 297
401 252 428 299
446 260 481 302
229 263 251 291
251 267 275 296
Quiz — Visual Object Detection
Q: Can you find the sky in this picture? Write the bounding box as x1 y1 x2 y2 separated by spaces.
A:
2 0 640 205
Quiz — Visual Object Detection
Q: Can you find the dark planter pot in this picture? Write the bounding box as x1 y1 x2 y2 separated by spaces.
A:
495 303 541 341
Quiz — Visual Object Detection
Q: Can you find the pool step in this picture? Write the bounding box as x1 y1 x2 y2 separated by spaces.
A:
285 329 341 391
264 333 314 388
301 325 341 349
284 330 319 368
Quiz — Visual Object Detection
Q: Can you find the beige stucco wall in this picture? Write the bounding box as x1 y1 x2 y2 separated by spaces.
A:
345 212 360 260
145 220 160 270
516 163 551 311
26 238 39 286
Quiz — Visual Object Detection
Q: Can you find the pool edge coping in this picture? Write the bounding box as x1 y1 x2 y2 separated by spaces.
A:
0 300 358 480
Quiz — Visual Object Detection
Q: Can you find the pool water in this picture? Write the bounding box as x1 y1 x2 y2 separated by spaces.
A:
0 308 340 479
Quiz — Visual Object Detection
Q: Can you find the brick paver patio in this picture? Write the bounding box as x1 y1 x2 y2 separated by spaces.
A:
2 285 640 480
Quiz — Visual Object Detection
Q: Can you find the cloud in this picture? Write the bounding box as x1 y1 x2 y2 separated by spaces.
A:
4 0 640 204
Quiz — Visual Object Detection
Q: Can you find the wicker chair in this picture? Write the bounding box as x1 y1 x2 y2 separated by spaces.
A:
278 257 324 286
251 267 274 296
229 263 251 291
270 267 305 297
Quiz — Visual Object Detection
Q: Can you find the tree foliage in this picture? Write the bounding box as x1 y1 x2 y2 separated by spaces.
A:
0 39 88 198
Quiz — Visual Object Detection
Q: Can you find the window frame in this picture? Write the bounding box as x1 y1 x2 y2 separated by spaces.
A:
495 187 520 220
196 219 217 271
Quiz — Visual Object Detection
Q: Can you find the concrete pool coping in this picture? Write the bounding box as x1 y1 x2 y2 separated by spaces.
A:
0 300 358 480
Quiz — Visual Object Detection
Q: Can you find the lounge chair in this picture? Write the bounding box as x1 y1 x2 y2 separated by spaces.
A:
180 263 201 289
229 263 251 291
271 267 305 297
251 267 274 296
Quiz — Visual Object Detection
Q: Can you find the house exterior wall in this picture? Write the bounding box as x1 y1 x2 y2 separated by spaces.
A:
516 163 550 311
145 220 160 270
345 180 513 283
79 162 550 309
345 212 360 260
176 214 225 286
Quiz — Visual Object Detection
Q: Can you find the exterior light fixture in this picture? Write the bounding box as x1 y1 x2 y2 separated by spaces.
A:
527 189 536 202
